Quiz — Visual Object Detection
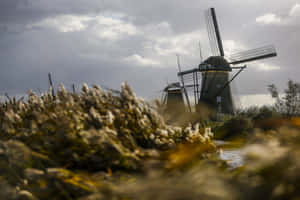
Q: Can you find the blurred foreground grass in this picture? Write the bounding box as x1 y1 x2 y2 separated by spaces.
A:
1 83 300 199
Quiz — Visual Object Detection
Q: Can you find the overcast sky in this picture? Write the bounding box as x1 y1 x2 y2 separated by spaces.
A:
0 0 299 105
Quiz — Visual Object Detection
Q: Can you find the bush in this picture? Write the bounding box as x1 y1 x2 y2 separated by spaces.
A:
215 116 253 139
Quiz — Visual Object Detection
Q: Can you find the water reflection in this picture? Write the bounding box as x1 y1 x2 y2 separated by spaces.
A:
215 140 244 168
220 149 244 168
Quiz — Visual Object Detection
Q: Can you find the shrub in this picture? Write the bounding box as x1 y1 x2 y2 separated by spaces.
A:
215 116 253 139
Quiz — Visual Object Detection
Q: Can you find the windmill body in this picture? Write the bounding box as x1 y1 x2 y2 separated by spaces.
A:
164 8 277 115
162 82 186 114
199 56 234 114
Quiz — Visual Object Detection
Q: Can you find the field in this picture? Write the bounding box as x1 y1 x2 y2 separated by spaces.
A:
1 82 300 200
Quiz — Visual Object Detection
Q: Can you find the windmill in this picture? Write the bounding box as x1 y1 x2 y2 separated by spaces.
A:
162 55 190 114
167 7 277 115
161 82 186 115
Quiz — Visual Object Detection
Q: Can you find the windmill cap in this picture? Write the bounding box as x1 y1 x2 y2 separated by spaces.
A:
200 56 231 71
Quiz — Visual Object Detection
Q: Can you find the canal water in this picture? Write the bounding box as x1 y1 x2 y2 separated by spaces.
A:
215 140 244 169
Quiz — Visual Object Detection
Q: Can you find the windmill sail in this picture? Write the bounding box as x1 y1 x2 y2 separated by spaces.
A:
178 69 202 106
177 55 192 112
229 45 277 65
205 8 225 57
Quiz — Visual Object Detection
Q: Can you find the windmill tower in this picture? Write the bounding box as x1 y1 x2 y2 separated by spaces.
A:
162 82 186 114
175 8 277 115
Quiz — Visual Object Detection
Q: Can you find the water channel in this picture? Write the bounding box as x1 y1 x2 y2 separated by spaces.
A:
215 140 244 169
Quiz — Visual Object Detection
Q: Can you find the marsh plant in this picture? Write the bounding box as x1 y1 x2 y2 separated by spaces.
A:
2 82 300 199
0 82 215 199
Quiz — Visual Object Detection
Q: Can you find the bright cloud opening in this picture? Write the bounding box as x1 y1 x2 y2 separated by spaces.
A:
124 54 160 67
239 94 275 108
256 4 300 26
33 15 92 32
149 30 205 56
289 3 300 17
256 13 282 25
94 15 138 40
32 13 139 40
254 63 280 71
223 40 247 56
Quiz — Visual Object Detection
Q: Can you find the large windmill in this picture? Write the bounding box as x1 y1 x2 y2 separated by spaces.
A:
165 7 277 115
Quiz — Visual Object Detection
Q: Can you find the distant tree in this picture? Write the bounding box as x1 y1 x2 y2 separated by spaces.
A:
235 106 260 118
268 84 285 114
268 80 300 116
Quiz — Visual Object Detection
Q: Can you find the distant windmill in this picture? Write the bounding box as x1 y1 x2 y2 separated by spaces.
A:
164 8 277 115
161 55 190 114
162 82 186 115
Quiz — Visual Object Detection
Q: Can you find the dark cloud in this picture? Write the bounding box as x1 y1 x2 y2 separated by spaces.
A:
0 0 299 107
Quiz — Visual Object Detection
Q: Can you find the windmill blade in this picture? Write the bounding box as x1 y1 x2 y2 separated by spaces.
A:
205 8 225 57
205 10 218 56
181 73 195 86
178 71 202 106
177 56 192 112
229 45 277 65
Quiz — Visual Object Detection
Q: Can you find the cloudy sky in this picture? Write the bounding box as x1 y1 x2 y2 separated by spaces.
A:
0 0 299 106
